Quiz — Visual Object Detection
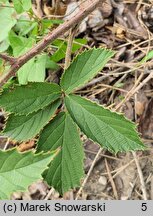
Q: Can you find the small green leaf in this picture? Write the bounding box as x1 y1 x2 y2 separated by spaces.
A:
40 19 63 35
18 55 47 84
3 100 61 141
37 112 84 195
45 56 59 70
9 31 35 57
51 38 87 63
0 82 61 115
0 6 16 43
13 0 32 14
60 48 115 94
65 94 146 153
18 55 58 85
140 50 153 64
15 16 37 36
0 148 58 199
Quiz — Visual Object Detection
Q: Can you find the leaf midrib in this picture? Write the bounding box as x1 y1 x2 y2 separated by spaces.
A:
0 153 49 174
4 90 61 102
68 96 142 146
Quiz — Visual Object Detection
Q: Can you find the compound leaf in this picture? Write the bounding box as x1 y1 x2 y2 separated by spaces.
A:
0 82 61 115
0 148 58 199
3 100 61 142
37 112 84 195
60 48 114 94
65 94 146 153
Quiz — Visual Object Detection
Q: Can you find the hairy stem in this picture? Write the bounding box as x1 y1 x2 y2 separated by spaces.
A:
0 54 16 63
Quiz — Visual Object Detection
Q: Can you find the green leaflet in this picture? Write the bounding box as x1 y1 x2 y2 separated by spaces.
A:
37 112 84 195
18 55 47 84
3 100 61 141
9 32 35 57
18 55 59 85
65 94 146 153
51 38 87 63
0 148 58 199
0 82 61 115
13 0 32 14
140 50 153 64
0 5 16 43
60 48 115 94
15 16 38 36
45 56 59 70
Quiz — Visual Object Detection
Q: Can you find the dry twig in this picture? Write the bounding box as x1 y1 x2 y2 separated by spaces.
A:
132 152 147 200
75 148 102 200
115 71 153 111
64 27 77 70
105 158 119 199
